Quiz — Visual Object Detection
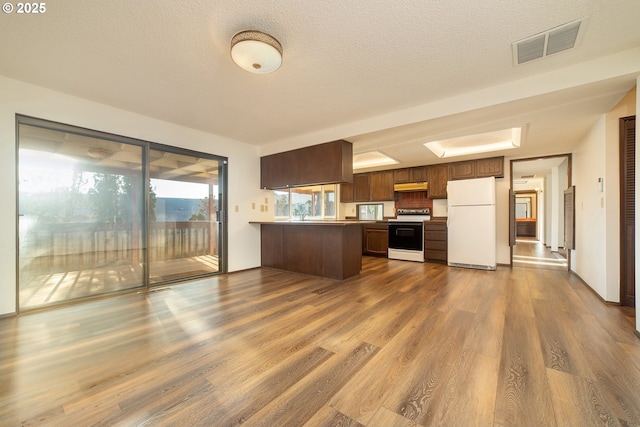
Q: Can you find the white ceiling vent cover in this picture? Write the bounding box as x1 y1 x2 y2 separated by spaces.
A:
513 18 586 65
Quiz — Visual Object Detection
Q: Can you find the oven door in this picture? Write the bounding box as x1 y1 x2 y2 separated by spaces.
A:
388 221 423 251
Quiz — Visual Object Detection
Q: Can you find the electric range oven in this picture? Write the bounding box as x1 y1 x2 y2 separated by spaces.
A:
388 208 431 262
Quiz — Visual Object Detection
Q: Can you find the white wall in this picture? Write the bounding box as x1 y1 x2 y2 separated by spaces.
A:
0 76 267 316
571 116 608 298
571 85 637 307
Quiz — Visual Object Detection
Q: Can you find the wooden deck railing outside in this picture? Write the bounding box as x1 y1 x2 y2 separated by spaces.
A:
20 221 217 274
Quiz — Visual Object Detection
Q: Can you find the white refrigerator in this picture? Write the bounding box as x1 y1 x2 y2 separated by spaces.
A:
447 176 496 270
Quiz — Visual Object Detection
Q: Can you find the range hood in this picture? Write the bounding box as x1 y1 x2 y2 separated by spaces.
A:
394 182 428 192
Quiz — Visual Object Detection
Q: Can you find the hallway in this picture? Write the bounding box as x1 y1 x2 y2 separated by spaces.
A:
513 237 568 270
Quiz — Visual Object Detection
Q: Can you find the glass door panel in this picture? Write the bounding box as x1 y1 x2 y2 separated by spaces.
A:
17 116 227 310
148 149 222 284
18 123 145 309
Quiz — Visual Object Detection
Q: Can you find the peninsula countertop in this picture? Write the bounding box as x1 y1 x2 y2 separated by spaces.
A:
249 219 378 226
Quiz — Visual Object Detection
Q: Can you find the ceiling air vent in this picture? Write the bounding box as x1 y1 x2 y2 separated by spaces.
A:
513 18 586 66
520 174 536 179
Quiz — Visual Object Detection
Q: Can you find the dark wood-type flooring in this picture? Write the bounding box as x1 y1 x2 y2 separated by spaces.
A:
1 257 638 426
513 237 568 270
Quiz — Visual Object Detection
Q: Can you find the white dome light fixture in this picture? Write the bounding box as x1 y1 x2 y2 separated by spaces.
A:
230 30 283 74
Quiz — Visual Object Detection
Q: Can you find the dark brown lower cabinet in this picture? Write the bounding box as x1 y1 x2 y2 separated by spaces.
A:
260 223 362 280
362 223 388 257
424 221 447 263
516 219 537 237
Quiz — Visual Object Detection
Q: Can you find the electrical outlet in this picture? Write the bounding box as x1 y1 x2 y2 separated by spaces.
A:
252 202 256 209
265 197 268 204
260 205 265 212
235 205 239 212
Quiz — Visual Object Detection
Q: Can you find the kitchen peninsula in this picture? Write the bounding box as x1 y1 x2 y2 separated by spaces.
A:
251 221 363 280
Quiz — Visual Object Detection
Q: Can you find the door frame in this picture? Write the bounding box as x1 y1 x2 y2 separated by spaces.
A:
509 154 572 270
15 114 228 312
619 115 636 307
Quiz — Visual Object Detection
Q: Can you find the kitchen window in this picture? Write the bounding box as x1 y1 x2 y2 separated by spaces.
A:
358 203 384 220
273 184 337 220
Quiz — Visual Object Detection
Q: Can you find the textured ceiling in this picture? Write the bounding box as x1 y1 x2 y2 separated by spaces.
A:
1 0 639 171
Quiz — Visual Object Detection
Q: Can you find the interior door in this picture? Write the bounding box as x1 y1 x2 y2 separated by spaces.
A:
563 186 575 251
620 116 635 307
509 189 516 247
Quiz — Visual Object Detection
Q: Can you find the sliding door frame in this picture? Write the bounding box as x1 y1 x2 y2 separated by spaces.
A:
15 115 228 312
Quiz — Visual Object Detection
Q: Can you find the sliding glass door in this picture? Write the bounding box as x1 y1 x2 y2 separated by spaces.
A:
17 116 227 310
147 147 224 284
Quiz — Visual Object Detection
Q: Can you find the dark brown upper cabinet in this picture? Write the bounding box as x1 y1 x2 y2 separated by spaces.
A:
448 157 504 181
341 171 394 203
427 164 449 199
327 153 503 202
476 157 504 178
370 170 395 201
260 140 353 189
449 160 477 181
353 173 371 202
340 181 354 203
393 166 428 183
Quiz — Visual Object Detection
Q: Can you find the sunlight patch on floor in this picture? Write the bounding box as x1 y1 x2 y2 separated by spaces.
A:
513 257 568 267
514 254 565 262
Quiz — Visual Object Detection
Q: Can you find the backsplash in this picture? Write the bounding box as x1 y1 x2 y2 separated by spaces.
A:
395 191 433 210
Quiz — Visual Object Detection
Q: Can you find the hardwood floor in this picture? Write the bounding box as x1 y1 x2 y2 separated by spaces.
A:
513 238 568 270
1 257 638 426
19 255 219 310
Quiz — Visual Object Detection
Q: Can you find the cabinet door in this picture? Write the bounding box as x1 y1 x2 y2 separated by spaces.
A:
410 166 428 182
354 173 371 202
340 182 354 203
476 156 504 178
370 170 395 201
449 161 476 180
427 164 449 199
261 154 288 189
363 225 388 256
393 168 410 184
260 140 353 189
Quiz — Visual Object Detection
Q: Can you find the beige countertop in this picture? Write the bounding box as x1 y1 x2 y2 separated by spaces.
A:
249 220 372 226
251 216 447 225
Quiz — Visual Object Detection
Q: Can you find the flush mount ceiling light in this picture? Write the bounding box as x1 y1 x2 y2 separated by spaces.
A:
353 151 399 170
230 30 283 74
424 126 524 159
